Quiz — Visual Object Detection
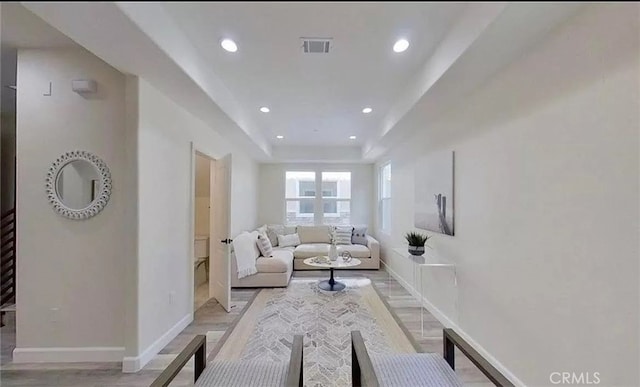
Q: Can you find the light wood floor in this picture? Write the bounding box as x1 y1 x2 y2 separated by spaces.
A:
0 269 491 386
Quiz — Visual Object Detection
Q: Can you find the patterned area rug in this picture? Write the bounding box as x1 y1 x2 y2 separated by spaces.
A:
213 278 417 387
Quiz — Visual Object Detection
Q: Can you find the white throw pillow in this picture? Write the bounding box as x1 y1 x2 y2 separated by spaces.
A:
256 234 273 257
278 233 301 248
333 226 353 245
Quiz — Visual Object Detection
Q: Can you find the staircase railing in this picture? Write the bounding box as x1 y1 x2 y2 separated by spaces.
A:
1 208 16 309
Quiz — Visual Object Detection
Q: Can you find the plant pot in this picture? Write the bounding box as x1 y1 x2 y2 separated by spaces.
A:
408 245 425 256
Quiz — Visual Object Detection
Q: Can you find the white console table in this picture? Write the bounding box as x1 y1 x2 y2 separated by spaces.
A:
391 247 457 337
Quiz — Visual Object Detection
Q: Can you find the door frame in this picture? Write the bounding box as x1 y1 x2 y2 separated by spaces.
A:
188 143 220 316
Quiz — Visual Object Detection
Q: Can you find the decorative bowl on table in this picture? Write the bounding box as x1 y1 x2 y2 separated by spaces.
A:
312 256 331 264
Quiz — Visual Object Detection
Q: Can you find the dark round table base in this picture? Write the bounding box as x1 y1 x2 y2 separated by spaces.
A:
318 280 346 291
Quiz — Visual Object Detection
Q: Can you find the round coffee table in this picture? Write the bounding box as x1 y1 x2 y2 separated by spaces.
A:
303 256 362 291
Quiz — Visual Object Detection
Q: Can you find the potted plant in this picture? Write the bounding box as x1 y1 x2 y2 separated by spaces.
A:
405 231 430 256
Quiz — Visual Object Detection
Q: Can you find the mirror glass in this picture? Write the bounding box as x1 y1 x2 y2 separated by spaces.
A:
55 160 101 210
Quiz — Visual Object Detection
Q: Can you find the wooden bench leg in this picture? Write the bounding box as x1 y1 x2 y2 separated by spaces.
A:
444 331 455 370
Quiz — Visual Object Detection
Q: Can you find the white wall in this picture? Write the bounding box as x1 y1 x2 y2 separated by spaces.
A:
131 77 258 367
258 163 374 229
15 48 130 358
13 49 259 366
374 4 639 386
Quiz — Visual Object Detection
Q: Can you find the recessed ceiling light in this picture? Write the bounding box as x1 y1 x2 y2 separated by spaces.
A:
349 135 357 140
393 39 409 53
276 135 284 139
362 107 372 114
220 38 238 53
260 106 270 113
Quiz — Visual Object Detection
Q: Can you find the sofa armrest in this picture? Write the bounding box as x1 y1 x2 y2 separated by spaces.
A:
366 235 380 263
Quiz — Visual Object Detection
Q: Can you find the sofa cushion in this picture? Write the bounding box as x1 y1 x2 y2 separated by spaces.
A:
294 243 330 259
255 250 293 273
256 224 268 236
337 244 371 258
297 225 331 244
284 225 297 235
266 224 285 246
274 246 295 253
352 226 368 246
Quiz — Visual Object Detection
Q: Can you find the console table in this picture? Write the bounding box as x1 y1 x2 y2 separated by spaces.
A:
391 247 457 337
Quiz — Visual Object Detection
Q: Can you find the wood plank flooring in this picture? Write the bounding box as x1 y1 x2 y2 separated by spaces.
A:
0 269 492 386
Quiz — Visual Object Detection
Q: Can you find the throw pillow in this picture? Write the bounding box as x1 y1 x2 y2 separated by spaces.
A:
256 234 273 257
278 233 301 248
352 226 368 246
333 226 353 245
266 224 285 246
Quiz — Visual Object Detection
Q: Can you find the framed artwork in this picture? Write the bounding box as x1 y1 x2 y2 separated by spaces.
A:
414 150 454 236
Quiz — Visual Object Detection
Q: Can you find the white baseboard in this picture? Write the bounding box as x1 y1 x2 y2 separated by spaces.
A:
12 346 125 363
381 260 526 387
122 313 192 373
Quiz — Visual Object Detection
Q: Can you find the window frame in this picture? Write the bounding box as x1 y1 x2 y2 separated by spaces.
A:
284 170 352 225
378 162 391 235
285 171 317 225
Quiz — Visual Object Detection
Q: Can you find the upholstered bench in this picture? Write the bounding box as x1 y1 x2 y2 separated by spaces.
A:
351 330 514 387
151 335 303 387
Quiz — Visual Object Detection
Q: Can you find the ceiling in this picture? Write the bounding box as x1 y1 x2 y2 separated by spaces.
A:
162 2 466 147
15 2 584 162
1 3 77 49
1 3 79 113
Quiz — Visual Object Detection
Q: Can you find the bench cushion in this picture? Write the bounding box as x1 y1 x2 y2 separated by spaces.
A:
196 360 288 386
370 353 463 387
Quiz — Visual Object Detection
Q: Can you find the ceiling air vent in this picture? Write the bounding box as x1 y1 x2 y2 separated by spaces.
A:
301 37 332 54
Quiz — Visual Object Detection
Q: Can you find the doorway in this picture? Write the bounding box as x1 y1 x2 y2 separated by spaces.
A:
193 153 212 311
192 149 232 313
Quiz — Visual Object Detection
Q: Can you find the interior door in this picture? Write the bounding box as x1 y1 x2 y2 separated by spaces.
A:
211 154 232 312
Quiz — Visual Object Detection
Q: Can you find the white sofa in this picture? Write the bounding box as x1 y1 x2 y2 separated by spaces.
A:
292 225 380 270
230 246 293 288
230 225 380 288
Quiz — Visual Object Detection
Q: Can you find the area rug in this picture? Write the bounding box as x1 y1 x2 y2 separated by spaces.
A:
210 278 418 386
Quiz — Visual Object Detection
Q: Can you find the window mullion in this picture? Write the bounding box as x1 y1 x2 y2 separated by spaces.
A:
315 171 322 225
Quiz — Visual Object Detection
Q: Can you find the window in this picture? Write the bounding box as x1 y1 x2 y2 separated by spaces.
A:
285 171 351 225
285 171 316 225
322 172 351 225
299 181 315 197
379 163 391 233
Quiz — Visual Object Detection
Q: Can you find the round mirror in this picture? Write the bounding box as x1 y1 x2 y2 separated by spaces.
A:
45 150 112 220
55 160 101 210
